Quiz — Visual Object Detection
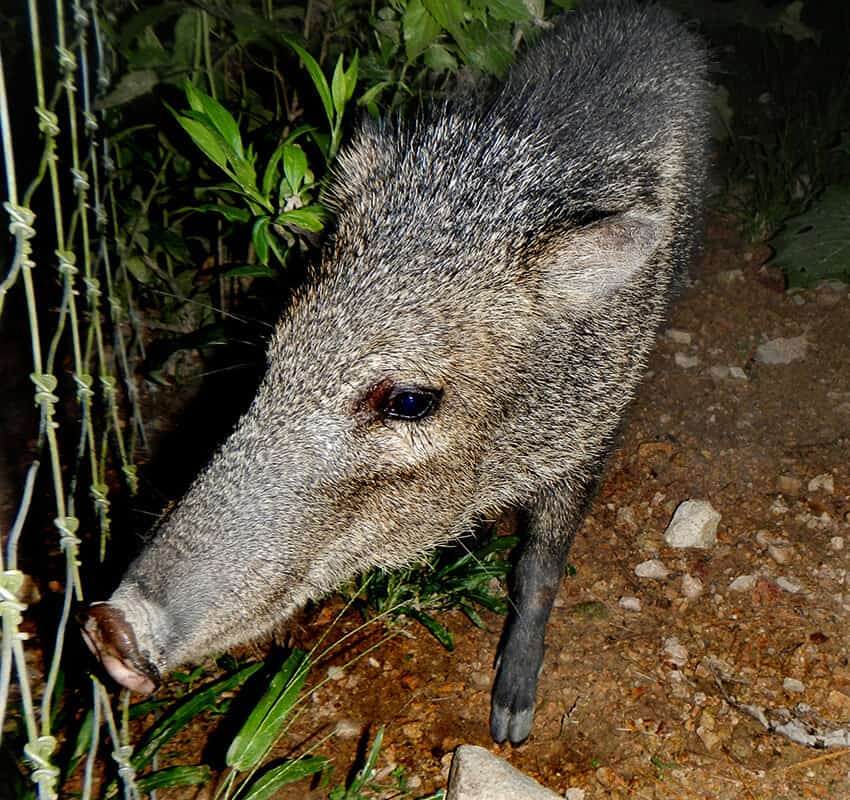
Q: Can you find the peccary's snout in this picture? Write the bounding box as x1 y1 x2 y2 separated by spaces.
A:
82 603 161 695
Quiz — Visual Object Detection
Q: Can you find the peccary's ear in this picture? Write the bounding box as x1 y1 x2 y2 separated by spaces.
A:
541 211 665 302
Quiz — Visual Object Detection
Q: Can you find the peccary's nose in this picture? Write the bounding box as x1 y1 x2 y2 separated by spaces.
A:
82 603 160 695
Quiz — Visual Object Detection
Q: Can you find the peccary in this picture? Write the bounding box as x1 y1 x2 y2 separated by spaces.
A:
83 0 710 745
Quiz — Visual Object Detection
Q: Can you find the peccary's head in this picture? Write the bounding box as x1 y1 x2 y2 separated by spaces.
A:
84 6 708 691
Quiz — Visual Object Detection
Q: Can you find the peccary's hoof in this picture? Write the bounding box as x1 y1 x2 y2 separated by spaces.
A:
490 655 540 745
82 603 160 695
490 701 536 746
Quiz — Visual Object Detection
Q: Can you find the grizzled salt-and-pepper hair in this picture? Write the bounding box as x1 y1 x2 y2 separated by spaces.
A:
84 0 710 746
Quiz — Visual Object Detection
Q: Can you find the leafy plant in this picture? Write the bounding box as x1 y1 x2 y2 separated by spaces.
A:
349 532 518 650
767 185 850 287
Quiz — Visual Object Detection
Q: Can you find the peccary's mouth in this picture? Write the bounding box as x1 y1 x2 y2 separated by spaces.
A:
82 603 161 695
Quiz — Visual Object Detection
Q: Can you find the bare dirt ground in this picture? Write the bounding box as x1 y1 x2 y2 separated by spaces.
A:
236 220 849 799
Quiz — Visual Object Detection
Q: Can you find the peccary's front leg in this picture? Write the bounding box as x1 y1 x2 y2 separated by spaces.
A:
490 475 598 745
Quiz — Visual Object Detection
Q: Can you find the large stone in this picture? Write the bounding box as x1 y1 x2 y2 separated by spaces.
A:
446 745 562 800
755 335 808 364
664 499 721 549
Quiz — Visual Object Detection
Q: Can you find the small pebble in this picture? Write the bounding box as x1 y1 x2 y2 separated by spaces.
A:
709 365 730 380
808 473 835 493
729 574 757 592
666 328 692 345
327 666 345 681
663 636 688 667
831 537 845 551
767 541 795 565
682 573 704 599
635 559 670 579
619 596 642 612
565 789 586 800
616 505 638 530
783 678 805 694
334 719 362 739
674 352 699 369
728 366 747 380
771 497 790 515
717 268 743 284
776 475 802 496
776 576 803 594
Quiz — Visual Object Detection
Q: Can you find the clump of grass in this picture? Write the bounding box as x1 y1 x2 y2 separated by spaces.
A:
347 530 518 650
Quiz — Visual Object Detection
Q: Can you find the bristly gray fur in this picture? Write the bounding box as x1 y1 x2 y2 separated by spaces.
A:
93 0 711 745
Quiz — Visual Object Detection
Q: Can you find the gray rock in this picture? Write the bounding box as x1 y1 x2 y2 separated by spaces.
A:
619 596 642 611
808 473 834 493
729 574 757 592
664 499 720 549
665 328 692 345
681 573 704 599
776 576 803 594
674 352 700 368
755 335 808 364
635 559 671 579
446 745 561 800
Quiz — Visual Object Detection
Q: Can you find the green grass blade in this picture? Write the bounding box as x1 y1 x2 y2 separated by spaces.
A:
226 650 309 771
135 765 212 793
239 756 328 800
132 662 262 771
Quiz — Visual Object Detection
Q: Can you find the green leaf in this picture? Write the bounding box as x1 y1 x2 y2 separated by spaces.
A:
125 255 154 284
282 144 308 194
117 2 184 52
224 264 276 278
484 0 532 23
408 609 454 650
769 186 850 287
266 230 288 266
424 43 458 73
331 52 359 117
226 650 310 771
240 757 328 800
357 81 392 111
459 21 515 75
184 81 242 156
403 0 444 61
344 51 359 103
331 55 347 117
189 203 251 223
132 663 262 772
172 11 200 69
97 70 159 109
252 216 271 266
276 206 326 232
172 112 230 172
135 766 212 792
422 0 464 35
279 35 333 128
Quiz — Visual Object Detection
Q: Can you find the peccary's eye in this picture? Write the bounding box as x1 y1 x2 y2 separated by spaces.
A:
385 387 440 421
